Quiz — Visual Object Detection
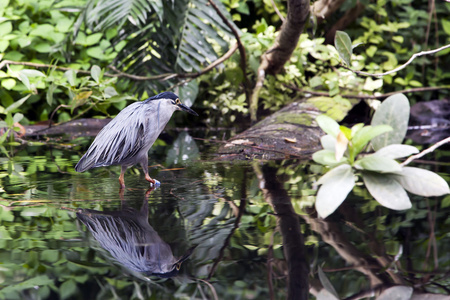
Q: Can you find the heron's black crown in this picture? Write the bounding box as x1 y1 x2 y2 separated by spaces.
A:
144 92 179 103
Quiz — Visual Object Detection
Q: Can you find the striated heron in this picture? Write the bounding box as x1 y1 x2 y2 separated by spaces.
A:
75 92 198 188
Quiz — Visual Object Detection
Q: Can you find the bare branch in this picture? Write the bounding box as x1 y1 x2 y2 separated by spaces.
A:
0 43 239 82
208 0 250 101
343 44 450 77
285 84 450 99
401 136 450 167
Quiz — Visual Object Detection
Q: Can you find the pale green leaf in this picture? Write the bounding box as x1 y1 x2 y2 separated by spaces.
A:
91 65 101 83
374 144 419 159
355 155 402 173
13 113 23 123
316 115 340 137
64 69 76 86
318 267 339 299
334 31 352 66
313 150 348 167
316 164 355 218
394 167 450 197
47 83 56 106
20 69 46 77
320 135 336 151
5 95 31 113
352 125 393 156
362 172 411 210
371 93 409 150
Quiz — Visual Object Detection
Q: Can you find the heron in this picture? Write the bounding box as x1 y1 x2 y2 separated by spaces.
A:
75 92 198 188
76 193 195 278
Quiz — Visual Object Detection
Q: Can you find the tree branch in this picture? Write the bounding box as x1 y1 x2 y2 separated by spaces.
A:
401 136 450 167
250 0 310 122
285 84 450 99
343 43 450 77
0 43 239 82
208 0 250 101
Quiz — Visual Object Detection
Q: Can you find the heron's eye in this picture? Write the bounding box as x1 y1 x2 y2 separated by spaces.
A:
175 98 181 105
176 263 181 270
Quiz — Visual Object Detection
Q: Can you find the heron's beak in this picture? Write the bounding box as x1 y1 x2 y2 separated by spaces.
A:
178 103 198 116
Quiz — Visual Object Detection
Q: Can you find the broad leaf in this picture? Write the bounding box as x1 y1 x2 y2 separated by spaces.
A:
316 115 340 137
374 144 419 159
334 31 352 66
320 135 336 151
351 125 392 157
316 164 355 218
86 0 237 95
313 150 348 167
376 286 413 300
371 93 409 150
355 155 402 173
20 69 46 77
91 65 101 83
351 123 364 138
362 172 411 210
394 167 450 197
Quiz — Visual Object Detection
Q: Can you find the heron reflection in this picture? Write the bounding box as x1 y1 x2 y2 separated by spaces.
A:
76 193 194 278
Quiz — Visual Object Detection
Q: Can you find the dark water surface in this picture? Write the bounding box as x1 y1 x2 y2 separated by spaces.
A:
0 132 449 299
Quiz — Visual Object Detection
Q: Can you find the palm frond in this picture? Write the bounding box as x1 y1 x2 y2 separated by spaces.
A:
75 0 238 95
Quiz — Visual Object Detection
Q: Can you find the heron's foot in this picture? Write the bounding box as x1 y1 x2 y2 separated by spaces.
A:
151 179 161 188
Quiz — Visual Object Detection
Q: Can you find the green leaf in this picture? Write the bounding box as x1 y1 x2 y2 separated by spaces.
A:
316 115 340 137
318 267 339 299
371 93 409 150
351 125 392 157
20 69 46 77
0 21 12 37
313 149 348 167
393 167 450 197
320 135 336 151
0 275 54 294
355 155 402 173
47 83 56 106
334 31 352 66
1 78 16 90
60 279 77 300
316 164 355 218
13 113 23 123
374 144 418 159
351 123 364 138
441 19 450 36
104 86 118 98
18 72 31 90
5 95 31 113
362 172 411 210
64 70 77 86
91 65 101 83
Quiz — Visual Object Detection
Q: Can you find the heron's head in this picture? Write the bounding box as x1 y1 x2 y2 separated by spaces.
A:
147 92 198 116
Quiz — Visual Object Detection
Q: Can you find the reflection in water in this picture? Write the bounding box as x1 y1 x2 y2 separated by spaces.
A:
76 191 195 278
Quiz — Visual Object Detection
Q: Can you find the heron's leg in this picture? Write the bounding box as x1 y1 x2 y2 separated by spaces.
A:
140 157 155 184
119 165 128 188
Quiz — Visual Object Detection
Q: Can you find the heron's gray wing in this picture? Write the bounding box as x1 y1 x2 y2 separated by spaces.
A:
75 103 149 172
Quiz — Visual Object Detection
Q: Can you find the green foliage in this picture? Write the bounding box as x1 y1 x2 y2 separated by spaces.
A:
313 94 450 218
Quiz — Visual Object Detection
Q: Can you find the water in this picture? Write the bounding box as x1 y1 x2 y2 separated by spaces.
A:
0 132 449 299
